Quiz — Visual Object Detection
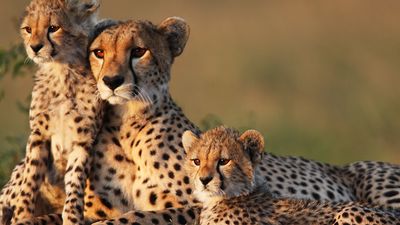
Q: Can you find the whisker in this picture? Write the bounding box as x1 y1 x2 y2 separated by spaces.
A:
137 87 146 102
138 87 153 105
138 90 146 104
144 90 153 105
113 83 154 107
136 92 144 104
140 87 153 105
24 57 32 65
132 85 140 97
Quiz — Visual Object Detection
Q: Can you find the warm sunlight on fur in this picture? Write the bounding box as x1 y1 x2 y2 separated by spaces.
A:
183 126 264 203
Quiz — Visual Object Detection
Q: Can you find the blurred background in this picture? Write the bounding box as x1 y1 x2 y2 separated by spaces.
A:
1 0 400 185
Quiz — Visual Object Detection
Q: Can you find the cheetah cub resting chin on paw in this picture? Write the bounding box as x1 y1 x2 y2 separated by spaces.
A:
183 126 400 225
0 0 102 225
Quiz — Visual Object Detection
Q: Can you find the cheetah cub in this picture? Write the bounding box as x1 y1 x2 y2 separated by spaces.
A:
183 126 400 225
1 0 102 224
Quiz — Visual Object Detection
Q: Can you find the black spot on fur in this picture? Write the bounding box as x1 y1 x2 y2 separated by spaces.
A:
96 210 107 218
100 198 113 209
149 192 157 205
114 154 124 161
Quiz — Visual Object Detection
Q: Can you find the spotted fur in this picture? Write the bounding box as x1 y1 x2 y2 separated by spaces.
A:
6 15 400 225
0 0 102 225
84 17 200 218
83 18 400 225
2 16 200 225
185 126 400 225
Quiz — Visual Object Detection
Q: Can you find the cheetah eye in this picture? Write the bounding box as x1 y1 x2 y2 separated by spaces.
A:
192 159 200 166
131 47 147 58
218 159 230 166
48 25 60 33
23 26 32 34
93 49 105 59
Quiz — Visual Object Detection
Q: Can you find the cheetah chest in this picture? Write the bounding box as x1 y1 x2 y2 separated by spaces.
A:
49 101 77 171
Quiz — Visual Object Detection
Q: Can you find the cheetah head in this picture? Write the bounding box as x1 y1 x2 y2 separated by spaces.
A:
183 126 265 203
20 0 99 64
89 17 189 105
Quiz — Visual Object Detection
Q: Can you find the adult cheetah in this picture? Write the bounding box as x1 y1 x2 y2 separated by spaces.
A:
184 126 400 225
85 17 201 216
0 0 103 224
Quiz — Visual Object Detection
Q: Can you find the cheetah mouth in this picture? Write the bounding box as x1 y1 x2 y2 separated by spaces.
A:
32 55 52 64
195 187 224 196
30 50 57 62
194 188 225 203
98 83 131 105
105 95 129 105
99 83 152 105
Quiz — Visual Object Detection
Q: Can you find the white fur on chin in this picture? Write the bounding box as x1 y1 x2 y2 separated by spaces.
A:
107 96 128 105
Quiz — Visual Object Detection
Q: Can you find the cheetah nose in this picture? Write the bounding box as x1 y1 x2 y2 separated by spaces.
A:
30 44 44 53
103 75 125 91
200 176 213 186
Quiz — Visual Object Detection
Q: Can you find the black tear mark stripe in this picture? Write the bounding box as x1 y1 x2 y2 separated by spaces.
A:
130 57 138 86
216 165 225 190
46 14 57 57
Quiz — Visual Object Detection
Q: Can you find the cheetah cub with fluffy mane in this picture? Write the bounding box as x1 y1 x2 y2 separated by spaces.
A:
183 126 400 225
0 0 102 224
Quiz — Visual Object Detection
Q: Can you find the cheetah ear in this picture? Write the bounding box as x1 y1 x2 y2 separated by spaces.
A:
64 0 100 19
182 130 199 154
239 130 265 164
158 17 190 57
82 0 100 14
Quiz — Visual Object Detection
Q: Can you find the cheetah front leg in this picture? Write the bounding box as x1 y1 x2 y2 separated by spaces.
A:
0 162 25 225
62 144 90 225
11 113 51 224
62 116 98 225
12 214 62 225
92 206 200 225
12 209 198 225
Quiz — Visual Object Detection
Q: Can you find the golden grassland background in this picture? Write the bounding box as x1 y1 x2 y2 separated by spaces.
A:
1 0 400 184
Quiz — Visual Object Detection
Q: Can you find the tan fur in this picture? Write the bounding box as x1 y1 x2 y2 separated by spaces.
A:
0 1 102 225
7 15 400 225
74 17 198 222
86 17 198 214
20 0 98 64
88 18 399 225
187 127 400 225
183 127 265 203
2 17 197 225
